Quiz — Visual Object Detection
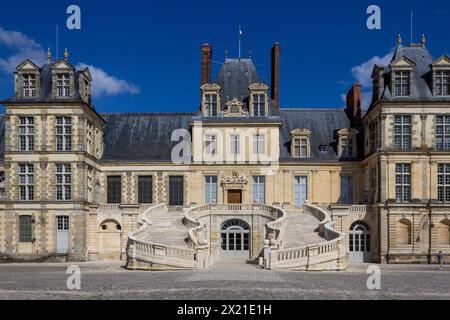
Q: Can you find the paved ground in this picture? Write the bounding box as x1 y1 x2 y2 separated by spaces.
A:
0 261 449 300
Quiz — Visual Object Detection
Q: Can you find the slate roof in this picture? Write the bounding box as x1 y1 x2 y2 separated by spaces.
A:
101 113 195 162
279 109 355 161
1 62 88 104
213 58 279 116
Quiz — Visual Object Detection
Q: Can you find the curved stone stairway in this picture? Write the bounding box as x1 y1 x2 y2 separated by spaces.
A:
143 210 189 248
283 210 326 248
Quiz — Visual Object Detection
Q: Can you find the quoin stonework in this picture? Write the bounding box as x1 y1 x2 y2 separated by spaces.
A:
0 35 449 270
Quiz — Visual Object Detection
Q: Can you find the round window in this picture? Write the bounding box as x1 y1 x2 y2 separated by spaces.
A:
101 225 107 231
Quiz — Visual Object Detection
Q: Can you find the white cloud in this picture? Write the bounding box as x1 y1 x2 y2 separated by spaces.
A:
0 27 46 73
347 49 395 111
77 63 140 97
0 26 140 97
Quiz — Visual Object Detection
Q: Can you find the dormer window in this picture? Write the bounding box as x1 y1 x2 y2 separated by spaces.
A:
204 94 218 117
338 128 359 158
201 84 221 117
249 83 269 117
291 129 311 158
23 74 36 97
394 71 410 96
57 73 71 97
436 71 450 96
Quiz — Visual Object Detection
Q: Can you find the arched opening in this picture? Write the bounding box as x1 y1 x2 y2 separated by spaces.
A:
349 221 371 263
437 219 450 245
398 219 412 245
98 219 122 261
220 219 250 259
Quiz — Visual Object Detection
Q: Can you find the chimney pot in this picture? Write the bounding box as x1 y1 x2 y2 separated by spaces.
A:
201 43 213 86
271 43 281 113
346 84 362 126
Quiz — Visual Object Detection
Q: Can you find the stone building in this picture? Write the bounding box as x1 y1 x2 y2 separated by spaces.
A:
0 36 449 269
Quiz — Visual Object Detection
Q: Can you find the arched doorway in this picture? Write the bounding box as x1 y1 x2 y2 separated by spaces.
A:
98 219 123 260
349 221 371 263
220 219 250 259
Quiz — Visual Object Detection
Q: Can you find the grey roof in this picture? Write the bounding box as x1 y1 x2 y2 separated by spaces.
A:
101 113 195 162
2 61 88 104
0 116 4 163
280 109 356 161
378 46 450 103
213 59 278 116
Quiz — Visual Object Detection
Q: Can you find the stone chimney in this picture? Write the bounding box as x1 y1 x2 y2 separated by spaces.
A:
271 43 281 112
346 84 362 127
201 43 212 86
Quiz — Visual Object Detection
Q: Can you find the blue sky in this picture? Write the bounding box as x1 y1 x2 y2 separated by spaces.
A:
0 0 449 114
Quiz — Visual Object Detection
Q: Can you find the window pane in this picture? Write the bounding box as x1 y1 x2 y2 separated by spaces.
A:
169 176 184 206
107 176 122 204
138 176 153 204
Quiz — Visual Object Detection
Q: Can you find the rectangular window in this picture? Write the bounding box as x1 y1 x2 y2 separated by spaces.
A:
436 71 450 96
205 134 217 156
341 176 354 204
252 94 266 117
253 134 265 155
370 123 378 152
19 164 34 201
19 216 33 243
19 117 35 151
293 138 308 158
252 176 265 204
204 94 218 117
340 138 354 158
138 176 153 204
107 176 122 204
57 73 71 97
394 71 410 96
230 134 240 155
57 216 70 231
294 176 308 207
436 116 450 150
56 164 72 201
23 74 36 97
169 176 184 206
438 164 450 203
56 117 72 151
204 176 218 204
395 164 411 203
394 115 411 150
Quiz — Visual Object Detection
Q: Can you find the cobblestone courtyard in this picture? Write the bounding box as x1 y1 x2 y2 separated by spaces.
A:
0 261 449 300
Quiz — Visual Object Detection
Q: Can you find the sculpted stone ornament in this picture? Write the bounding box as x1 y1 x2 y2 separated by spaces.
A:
223 98 248 117
221 171 248 187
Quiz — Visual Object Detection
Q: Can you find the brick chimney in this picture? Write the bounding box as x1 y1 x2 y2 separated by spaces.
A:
271 43 280 112
201 43 212 86
346 84 362 127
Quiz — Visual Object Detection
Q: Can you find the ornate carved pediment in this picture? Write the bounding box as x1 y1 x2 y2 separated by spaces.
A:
221 171 248 187
201 83 221 92
249 82 269 91
224 98 247 117
291 128 311 137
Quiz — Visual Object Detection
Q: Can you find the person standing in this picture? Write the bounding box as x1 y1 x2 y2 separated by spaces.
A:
437 251 444 271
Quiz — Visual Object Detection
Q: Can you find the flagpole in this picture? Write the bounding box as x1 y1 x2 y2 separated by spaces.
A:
238 26 241 60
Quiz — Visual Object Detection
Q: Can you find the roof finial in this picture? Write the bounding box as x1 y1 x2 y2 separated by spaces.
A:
421 34 426 47
47 48 51 63
225 38 229 61
248 45 252 59
64 48 69 61
397 34 402 46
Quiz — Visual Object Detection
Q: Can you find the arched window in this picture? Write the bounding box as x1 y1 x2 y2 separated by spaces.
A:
221 220 250 254
398 218 412 245
349 221 371 263
437 219 450 245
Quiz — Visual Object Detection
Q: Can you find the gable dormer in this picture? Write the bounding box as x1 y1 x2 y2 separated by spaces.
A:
337 128 359 158
201 83 221 117
14 60 41 99
79 68 93 104
52 59 75 98
432 55 450 96
371 64 385 102
390 56 416 97
249 83 269 117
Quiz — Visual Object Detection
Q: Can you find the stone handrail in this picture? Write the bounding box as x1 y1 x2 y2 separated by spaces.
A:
127 204 198 270
262 204 288 249
269 204 346 271
183 205 210 249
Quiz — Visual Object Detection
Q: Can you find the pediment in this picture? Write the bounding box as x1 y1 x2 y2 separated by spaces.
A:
53 60 74 70
201 83 221 91
79 68 92 81
390 56 416 68
249 82 269 91
16 59 40 71
337 128 359 136
291 128 311 136
432 55 450 67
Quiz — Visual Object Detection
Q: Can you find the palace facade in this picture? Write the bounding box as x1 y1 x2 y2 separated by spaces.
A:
0 36 449 269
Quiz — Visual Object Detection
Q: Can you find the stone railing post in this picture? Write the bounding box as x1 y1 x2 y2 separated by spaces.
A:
264 240 272 270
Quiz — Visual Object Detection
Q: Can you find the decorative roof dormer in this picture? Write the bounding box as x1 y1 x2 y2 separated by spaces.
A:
291 128 311 158
431 55 450 97
390 55 415 97
14 59 41 99
52 50 75 99
249 83 269 117
79 68 93 105
224 98 247 117
201 83 221 117
337 128 359 159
